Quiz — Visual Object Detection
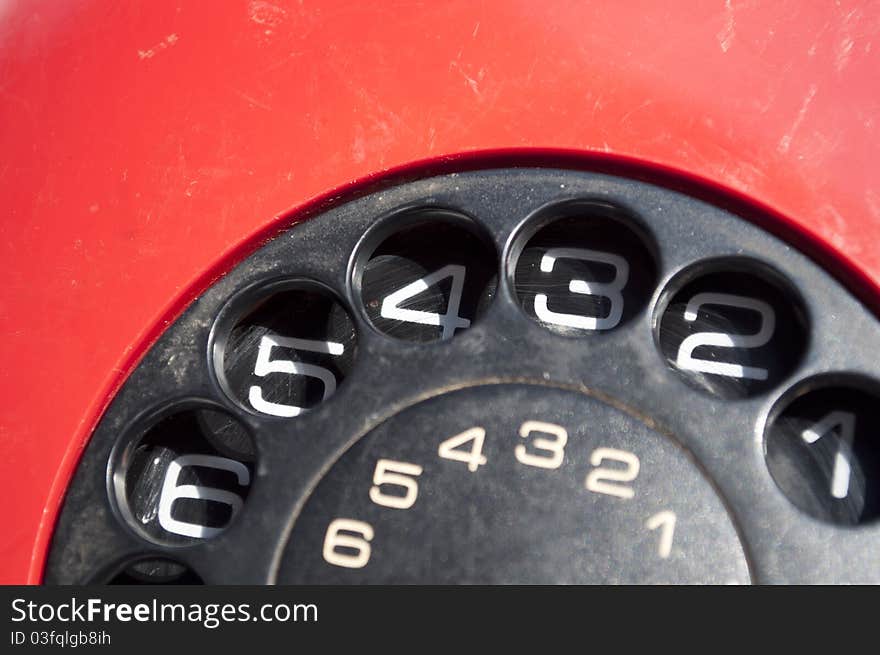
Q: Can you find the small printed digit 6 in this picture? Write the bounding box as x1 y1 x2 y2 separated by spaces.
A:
322 518 375 569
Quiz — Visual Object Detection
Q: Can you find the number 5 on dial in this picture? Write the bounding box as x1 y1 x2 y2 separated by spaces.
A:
248 333 344 417
369 459 423 509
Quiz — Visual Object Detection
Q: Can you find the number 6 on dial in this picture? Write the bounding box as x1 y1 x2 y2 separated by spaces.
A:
157 454 250 539
323 518 374 569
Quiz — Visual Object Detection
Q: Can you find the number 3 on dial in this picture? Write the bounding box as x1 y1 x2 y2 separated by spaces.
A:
515 421 567 469
534 247 629 331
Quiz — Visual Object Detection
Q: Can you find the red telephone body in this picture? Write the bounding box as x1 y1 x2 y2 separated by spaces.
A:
1 2 878 583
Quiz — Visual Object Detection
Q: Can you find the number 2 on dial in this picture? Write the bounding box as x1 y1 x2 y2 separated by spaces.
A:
675 292 775 380
585 448 640 499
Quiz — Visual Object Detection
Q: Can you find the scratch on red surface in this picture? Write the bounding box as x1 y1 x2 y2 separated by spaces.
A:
836 35 856 71
778 84 818 154
717 0 735 53
866 190 880 222
233 88 273 111
137 33 178 61
248 1 287 27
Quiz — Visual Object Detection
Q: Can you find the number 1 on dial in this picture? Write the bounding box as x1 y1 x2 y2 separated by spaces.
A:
646 510 676 559
801 411 856 499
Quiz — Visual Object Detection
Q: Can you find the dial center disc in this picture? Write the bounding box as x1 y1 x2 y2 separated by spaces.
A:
279 384 752 584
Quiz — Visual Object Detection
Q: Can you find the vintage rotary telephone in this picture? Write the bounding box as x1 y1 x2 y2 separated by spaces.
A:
1 2 878 584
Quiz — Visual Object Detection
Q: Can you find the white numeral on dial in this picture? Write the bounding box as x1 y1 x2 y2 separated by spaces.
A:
438 427 488 472
369 459 424 509
380 264 470 339
515 420 567 469
322 518 374 569
646 510 676 559
249 334 343 417
801 410 856 499
675 292 775 380
585 447 640 499
157 454 250 539
534 247 629 331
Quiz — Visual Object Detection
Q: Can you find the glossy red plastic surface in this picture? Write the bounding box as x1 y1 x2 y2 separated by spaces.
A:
1 2 878 583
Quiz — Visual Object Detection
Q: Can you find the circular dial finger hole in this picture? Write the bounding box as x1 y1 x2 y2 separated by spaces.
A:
355 209 497 343
112 406 255 546
765 377 880 525
213 280 357 418
654 260 808 398
510 201 658 335
106 558 203 585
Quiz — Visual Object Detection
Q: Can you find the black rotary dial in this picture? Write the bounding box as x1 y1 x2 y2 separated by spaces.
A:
280 384 751 584
46 167 880 584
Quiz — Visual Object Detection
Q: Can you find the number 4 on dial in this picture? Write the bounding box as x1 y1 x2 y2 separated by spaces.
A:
381 264 471 339
438 427 488 472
